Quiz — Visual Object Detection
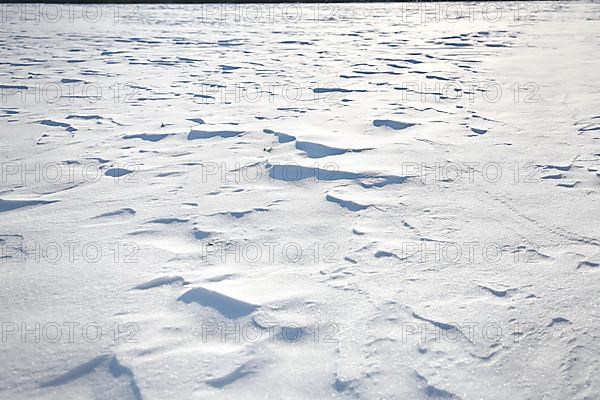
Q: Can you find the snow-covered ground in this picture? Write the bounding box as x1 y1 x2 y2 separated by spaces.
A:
1 2 600 399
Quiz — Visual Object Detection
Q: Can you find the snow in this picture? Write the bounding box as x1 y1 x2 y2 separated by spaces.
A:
1 2 600 399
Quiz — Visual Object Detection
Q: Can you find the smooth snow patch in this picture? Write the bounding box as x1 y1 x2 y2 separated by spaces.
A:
263 129 296 143
325 194 370 211
122 133 173 142
188 130 243 140
373 119 416 130
0 198 58 213
92 208 136 219
104 168 133 178
177 287 258 319
133 275 186 290
296 141 372 158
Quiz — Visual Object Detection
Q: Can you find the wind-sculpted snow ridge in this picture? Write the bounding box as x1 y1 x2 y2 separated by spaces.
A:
1 2 600 400
39 354 142 400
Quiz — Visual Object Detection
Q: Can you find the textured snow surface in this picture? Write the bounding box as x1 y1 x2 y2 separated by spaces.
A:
1 2 600 399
